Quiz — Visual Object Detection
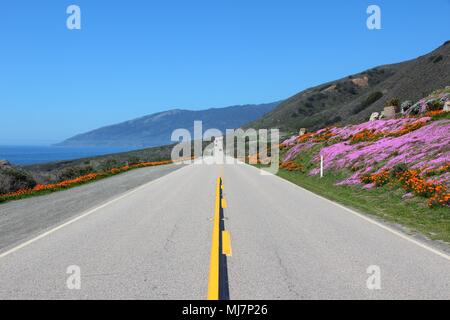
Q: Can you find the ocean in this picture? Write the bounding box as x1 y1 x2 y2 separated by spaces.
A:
0 145 139 166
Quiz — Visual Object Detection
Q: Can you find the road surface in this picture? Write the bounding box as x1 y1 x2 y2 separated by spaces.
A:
0 164 183 254
0 144 449 299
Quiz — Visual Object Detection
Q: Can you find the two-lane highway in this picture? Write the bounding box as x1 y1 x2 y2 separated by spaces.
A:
0 162 220 299
0 155 450 299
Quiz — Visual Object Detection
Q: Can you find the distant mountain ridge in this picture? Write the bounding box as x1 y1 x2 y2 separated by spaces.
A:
246 41 450 132
58 102 281 147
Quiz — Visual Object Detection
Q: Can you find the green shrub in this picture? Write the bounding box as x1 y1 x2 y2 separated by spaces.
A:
385 98 400 107
429 100 444 111
100 159 118 171
58 166 93 181
324 115 342 126
433 55 443 63
353 91 383 114
391 163 408 177
0 167 37 194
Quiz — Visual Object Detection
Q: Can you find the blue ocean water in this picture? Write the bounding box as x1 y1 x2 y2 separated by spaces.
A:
0 146 139 165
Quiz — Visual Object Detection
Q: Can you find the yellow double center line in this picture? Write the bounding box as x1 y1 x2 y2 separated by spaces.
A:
207 177 232 300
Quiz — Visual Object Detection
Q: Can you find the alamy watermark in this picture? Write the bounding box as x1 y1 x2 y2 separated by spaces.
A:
367 5 381 30
66 265 81 290
366 265 381 290
170 121 280 174
64 5 382 31
67 5 81 30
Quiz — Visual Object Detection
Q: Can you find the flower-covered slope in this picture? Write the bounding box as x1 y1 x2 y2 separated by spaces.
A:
280 116 450 207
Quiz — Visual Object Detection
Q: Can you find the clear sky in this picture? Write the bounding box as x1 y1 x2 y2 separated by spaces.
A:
1 0 449 145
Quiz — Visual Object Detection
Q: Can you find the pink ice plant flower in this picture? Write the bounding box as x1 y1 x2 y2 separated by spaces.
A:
281 118 450 187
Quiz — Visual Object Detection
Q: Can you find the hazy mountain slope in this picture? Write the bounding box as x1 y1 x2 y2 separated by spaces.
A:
58 102 281 147
246 41 450 132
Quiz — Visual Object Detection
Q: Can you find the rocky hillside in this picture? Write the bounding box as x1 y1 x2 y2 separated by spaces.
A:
58 102 281 147
247 41 450 132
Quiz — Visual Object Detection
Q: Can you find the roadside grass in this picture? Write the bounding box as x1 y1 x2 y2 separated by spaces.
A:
0 161 175 204
1 183 93 203
273 167 450 243
0 172 114 203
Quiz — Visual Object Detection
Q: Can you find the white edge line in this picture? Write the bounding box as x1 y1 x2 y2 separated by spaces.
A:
240 160 450 262
0 163 192 260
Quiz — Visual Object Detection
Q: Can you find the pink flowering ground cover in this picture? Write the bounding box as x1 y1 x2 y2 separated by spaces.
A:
281 118 450 188
276 92 450 236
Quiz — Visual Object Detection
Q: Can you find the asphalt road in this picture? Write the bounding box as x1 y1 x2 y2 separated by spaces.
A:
0 152 450 299
0 164 183 253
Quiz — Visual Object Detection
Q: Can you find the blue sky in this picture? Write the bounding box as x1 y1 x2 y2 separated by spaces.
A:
1 0 449 145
